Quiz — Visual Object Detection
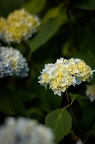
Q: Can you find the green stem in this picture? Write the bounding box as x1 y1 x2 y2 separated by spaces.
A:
66 89 71 104
83 134 90 144
66 89 82 140
66 90 90 144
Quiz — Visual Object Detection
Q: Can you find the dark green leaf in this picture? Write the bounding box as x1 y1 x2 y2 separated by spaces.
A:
8 93 26 116
24 0 46 14
89 121 95 134
45 108 72 143
75 0 95 10
28 18 65 54
0 92 13 115
0 90 26 116
82 106 95 130
69 93 87 101
26 108 45 121
17 90 36 101
69 93 89 106
43 7 67 24
30 77 62 112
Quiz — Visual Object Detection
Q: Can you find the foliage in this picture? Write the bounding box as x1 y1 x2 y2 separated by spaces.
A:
45 108 72 143
0 0 95 143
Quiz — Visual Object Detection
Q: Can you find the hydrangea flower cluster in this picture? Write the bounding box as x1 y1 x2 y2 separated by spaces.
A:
0 17 7 39
38 58 94 96
0 9 40 43
86 84 95 102
0 46 29 77
0 117 54 144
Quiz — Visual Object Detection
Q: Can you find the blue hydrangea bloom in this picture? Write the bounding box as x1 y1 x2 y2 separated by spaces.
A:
0 46 29 77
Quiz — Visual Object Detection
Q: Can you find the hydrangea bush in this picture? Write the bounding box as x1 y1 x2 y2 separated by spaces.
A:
0 0 95 144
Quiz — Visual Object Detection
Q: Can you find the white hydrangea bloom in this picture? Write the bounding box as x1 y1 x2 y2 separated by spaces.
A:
86 84 95 102
38 58 94 96
0 117 54 144
0 46 29 77
76 139 83 144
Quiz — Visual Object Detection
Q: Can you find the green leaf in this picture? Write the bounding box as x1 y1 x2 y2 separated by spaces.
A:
28 18 64 54
82 106 95 130
0 92 13 115
89 121 95 134
0 90 26 116
8 93 26 116
69 93 89 106
29 77 62 112
17 90 36 101
69 93 87 101
45 108 72 143
24 0 46 14
74 0 95 10
26 108 44 121
40 89 62 112
42 7 67 24
43 7 60 23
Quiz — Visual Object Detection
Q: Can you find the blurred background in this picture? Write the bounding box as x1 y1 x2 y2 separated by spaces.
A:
0 0 95 143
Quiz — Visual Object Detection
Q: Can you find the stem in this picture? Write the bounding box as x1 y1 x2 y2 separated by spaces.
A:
66 89 71 104
83 134 90 144
66 89 82 139
65 90 91 144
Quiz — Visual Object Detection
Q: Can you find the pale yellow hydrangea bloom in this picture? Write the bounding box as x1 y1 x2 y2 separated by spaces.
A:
86 84 95 102
77 60 91 81
4 9 40 43
0 17 7 37
38 58 94 96
66 58 92 84
0 9 40 43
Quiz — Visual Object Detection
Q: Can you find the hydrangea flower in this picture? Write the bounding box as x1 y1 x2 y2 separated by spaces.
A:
0 117 54 144
86 84 95 102
76 139 83 144
0 46 29 77
0 9 40 43
38 58 94 96
0 17 7 39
